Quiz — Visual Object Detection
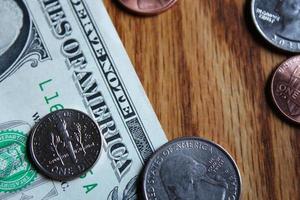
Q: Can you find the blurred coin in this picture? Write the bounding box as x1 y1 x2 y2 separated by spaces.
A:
271 56 300 123
142 137 241 200
118 0 177 15
252 0 300 52
29 109 102 181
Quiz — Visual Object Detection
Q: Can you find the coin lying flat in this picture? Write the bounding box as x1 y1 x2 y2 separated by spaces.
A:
271 56 300 124
29 109 102 181
142 137 241 200
118 0 177 15
252 0 300 52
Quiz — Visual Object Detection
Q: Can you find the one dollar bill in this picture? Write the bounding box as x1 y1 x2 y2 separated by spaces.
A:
0 0 167 199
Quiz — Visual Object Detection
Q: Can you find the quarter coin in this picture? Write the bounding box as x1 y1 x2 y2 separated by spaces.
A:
142 137 241 200
271 56 300 124
251 0 300 52
29 109 102 181
118 0 177 15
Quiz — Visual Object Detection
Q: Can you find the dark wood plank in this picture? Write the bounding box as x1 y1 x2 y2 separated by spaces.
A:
104 0 300 199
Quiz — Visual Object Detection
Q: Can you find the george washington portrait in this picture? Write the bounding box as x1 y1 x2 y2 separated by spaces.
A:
276 0 300 41
0 0 24 57
160 154 228 200
0 0 32 82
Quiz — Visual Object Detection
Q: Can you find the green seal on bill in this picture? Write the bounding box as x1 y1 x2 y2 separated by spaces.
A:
0 130 36 193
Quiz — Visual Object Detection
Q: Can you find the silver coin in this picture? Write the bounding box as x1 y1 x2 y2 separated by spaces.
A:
142 137 241 200
252 0 300 52
29 109 102 181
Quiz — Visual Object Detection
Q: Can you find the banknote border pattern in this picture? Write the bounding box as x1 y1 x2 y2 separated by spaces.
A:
68 0 155 163
14 23 51 69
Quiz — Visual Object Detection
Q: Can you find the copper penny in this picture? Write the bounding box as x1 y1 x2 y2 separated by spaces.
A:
271 56 300 124
118 0 177 15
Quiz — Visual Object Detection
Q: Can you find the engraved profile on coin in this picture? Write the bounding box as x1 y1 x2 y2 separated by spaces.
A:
142 137 241 200
252 0 300 52
160 154 228 200
0 0 24 56
275 0 300 41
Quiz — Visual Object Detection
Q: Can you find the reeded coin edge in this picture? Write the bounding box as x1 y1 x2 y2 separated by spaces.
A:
118 0 177 16
271 56 300 124
29 109 103 181
142 136 242 200
250 0 300 53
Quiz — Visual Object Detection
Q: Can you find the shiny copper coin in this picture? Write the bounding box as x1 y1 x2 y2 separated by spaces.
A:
271 56 300 124
118 0 177 15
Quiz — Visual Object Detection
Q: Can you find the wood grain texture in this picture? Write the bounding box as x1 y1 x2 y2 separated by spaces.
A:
103 0 299 199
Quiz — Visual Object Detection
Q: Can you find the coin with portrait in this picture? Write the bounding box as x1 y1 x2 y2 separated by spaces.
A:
142 137 241 200
252 0 300 52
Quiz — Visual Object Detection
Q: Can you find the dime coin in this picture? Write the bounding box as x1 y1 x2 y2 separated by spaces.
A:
271 56 300 123
142 137 241 200
29 109 102 181
118 0 177 15
251 0 300 52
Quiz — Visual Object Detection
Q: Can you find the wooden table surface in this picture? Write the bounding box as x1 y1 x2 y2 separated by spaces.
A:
104 0 299 199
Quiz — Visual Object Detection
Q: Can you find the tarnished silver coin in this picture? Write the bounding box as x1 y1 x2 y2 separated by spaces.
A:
142 137 241 200
29 109 102 181
252 0 300 52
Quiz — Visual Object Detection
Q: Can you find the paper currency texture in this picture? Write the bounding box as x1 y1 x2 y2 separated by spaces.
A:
0 0 167 199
